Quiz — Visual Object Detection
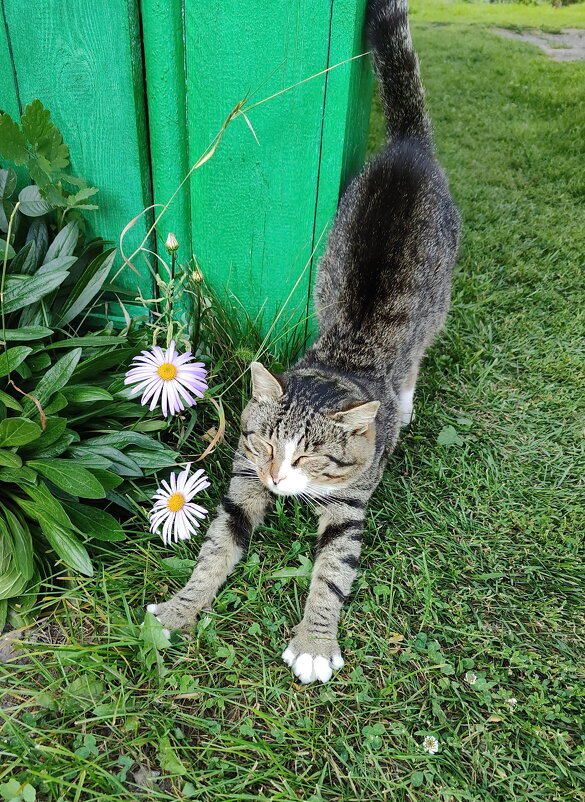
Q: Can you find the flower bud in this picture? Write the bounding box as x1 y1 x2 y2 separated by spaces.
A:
191 268 203 283
165 232 179 253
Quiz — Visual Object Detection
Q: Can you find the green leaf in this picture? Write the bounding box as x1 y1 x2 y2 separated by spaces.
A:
46 335 127 349
57 248 116 325
67 504 125 542
0 449 22 468
0 466 37 484
24 218 48 268
61 386 113 403
0 389 22 412
0 417 41 447
21 99 53 147
1 326 53 341
31 430 78 459
71 445 142 476
437 425 464 447
19 416 66 454
1 270 69 313
0 237 15 260
8 242 35 274
88 468 123 491
0 599 7 631
2 505 34 581
0 168 17 199
158 733 187 776
38 516 93 576
18 185 52 217
126 448 178 472
44 220 79 262
142 612 171 650
0 347 33 378
43 392 68 415
36 254 77 276
26 459 105 499
22 347 82 417
0 112 29 164
410 771 425 788
84 431 167 451
22 482 72 529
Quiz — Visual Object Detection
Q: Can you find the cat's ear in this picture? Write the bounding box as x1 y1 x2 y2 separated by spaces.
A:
329 400 380 434
250 361 284 401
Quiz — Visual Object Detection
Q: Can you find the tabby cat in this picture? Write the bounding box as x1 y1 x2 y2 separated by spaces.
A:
147 0 460 683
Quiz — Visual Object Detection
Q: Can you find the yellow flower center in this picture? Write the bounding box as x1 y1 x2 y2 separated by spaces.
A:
167 492 185 512
157 362 177 381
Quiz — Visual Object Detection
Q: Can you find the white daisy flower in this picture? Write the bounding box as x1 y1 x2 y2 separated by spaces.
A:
149 464 210 545
124 341 208 417
422 735 439 754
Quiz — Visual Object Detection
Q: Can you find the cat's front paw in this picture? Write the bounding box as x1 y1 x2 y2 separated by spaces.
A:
146 596 208 632
282 632 344 684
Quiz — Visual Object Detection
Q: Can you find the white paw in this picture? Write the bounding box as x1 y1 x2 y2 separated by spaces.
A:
145 604 170 639
282 648 344 684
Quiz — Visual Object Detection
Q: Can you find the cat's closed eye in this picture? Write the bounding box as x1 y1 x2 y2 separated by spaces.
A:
244 432 272 457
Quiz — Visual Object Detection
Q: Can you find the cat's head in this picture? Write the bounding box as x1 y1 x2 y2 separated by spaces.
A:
239 362 379 497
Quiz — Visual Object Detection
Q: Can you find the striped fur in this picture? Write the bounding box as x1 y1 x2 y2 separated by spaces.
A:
147 0 460 683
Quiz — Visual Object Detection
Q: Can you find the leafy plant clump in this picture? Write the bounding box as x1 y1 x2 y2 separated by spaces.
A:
0 103 181 630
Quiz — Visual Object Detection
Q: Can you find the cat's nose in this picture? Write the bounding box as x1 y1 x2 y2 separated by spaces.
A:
271 473 283 485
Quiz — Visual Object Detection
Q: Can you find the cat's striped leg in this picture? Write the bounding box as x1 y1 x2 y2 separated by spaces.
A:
282 501 365 683
147 474 271 631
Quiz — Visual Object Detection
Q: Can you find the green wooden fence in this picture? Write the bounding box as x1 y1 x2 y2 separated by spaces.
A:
1 0 373 334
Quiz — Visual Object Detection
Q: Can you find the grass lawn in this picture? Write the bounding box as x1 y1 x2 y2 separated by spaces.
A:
1 2 584 800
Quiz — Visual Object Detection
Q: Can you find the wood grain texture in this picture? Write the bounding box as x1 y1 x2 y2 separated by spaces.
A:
183 0 373 336
2 0 153 310
141 0 192 299
0 0 21 118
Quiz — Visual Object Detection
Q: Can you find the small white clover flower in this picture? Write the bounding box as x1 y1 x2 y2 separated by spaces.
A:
125 341 207 417
422 735 439 754
465 671 478 685
149 464 209 545
505 697 518 709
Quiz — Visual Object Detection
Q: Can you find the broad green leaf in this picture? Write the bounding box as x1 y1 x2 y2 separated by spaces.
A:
22 482 72 528
0 599 6 631
67 504 125 542
22 347 82 417
0 517 28 600
26 458 105 499
32 431 78 459
73 347 136 381
2 326 53 341
20 416 66 454
2 505 34 580
0 389 22 412
0 449 22 468
9 241 36 274
2 270 69 313
0 465 37 484
0 346 33 378
158 733 187 775
57 248 116 325
21 98 53 147
62 386 113 403
38 515 93 576
44 392 68 415
0 237 15 260
70 445 142 477
24 217 48 268
36 254 77 276
0 112 28 164
437 425 464 447
88 468 123 491
19 184 52 217
0 168 17 199
0 417 41 447
84 431 168 451
142 612 172 650
126 449 178 472
44 220 79 262
47 335 127 349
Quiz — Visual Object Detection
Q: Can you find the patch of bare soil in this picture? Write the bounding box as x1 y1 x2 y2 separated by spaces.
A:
494 27 585 61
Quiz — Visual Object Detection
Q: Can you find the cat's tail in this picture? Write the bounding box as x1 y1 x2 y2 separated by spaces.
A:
366 0 432 146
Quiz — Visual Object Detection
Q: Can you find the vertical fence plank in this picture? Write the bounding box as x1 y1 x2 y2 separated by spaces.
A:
0 3 20 119
182 0 372 337
141 0 192 290
2 0 153 315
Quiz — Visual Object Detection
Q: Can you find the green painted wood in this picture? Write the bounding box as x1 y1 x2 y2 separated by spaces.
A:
0 2 20 119
1 0 154 319
140 0 192 292
181 0 373 337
